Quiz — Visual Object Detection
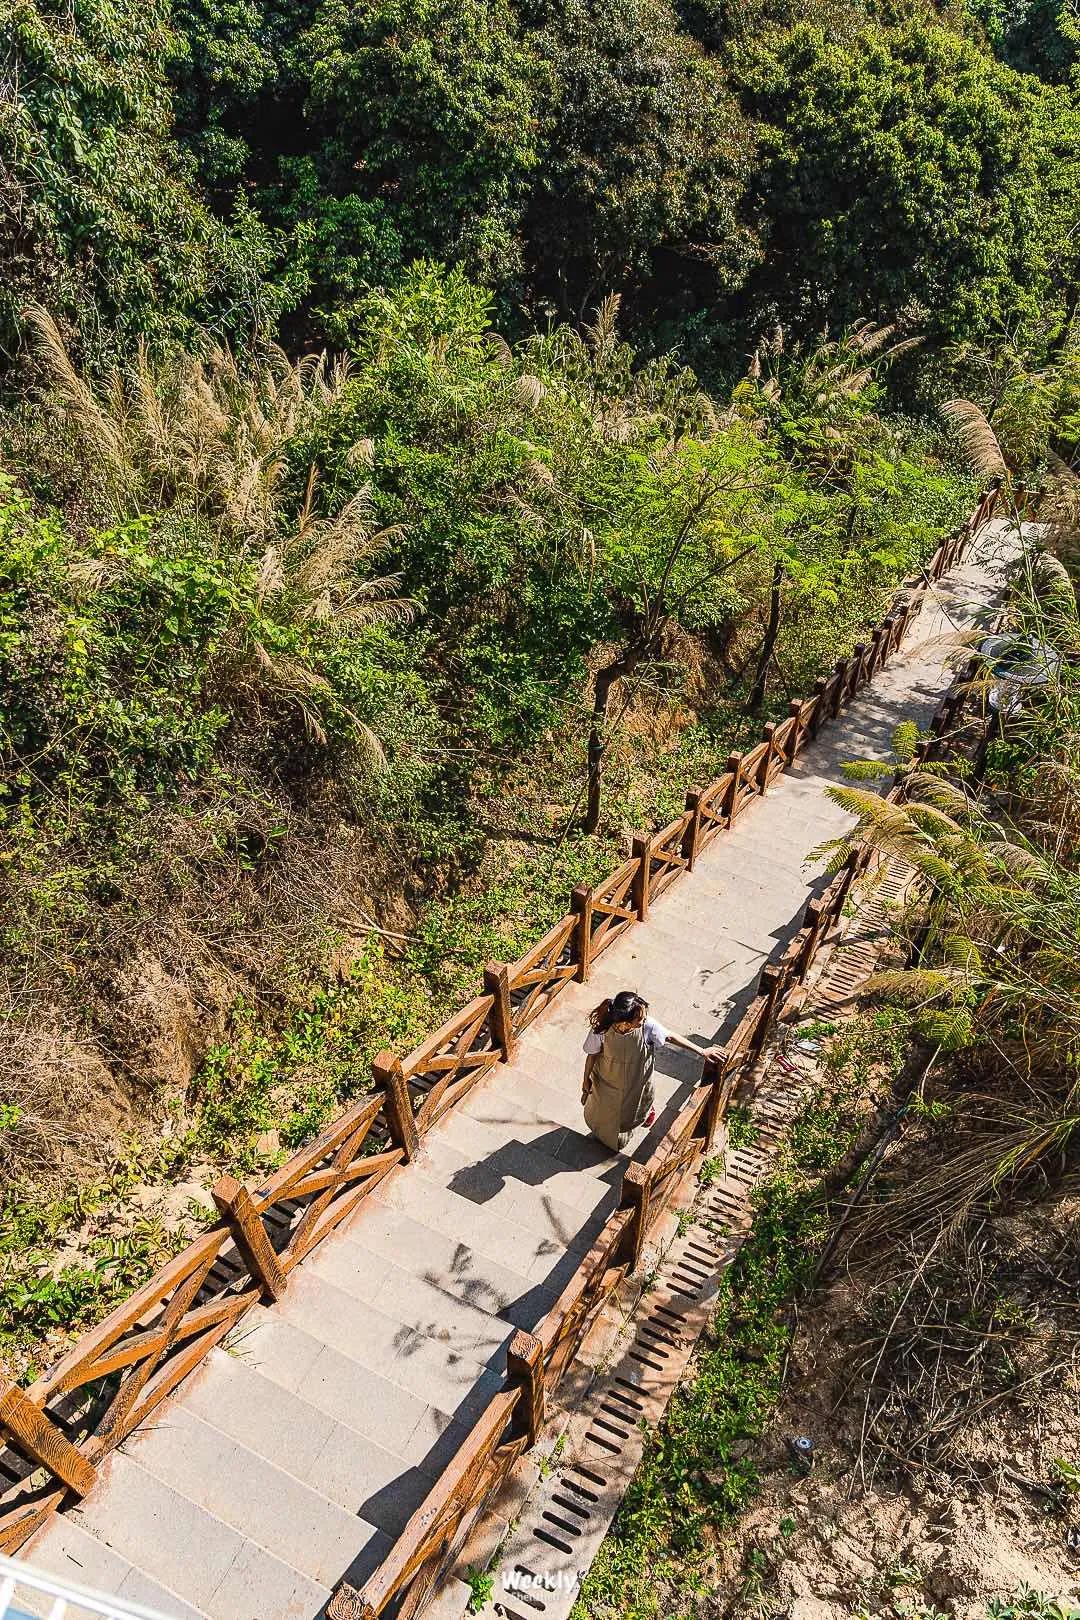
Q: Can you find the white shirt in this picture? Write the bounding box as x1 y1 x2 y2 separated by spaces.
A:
583 1016 669 1056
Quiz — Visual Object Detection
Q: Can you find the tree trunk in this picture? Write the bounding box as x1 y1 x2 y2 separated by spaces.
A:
584 645 642 834
745 562 784 714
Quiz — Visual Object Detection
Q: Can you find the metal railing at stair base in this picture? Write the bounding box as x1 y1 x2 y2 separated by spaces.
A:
0 1553 174 1620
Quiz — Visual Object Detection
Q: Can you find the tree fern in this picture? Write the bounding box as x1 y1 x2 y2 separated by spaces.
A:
916 1005 975 1051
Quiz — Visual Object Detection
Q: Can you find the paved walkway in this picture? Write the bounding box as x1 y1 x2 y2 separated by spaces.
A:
22 523 1018 1620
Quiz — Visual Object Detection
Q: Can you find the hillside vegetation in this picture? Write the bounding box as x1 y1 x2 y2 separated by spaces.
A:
0 0 1078 1401
573 411 1080 1617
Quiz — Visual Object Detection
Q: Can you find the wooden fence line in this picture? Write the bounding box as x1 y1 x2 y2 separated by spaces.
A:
324 487 1002 1618
0 485 999 1573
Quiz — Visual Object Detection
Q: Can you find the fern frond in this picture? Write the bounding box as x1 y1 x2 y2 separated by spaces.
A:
839 761 896 780
917 1006 975 1051
941 935 984 974
864 968 966 1004
891 720 920 763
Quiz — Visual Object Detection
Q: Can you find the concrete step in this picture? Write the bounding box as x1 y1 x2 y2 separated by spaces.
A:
508 1026 599 1094
19 1513 209 1620
181 1348 438 1536
466 1054 586 1132
464 1058 672 1177
387 1167 610 1298
70 1450 332 1620
433 1111 622 1214
371 1162 567 1282
120 1402 387 1591
452 1090 622 1180
408 1134 618 1247
308 1234 515 1370
227 1306 457 1462
481 1060 693 1167
341 1197 559 1332
489 1058 689 1151
277 1267 502 1423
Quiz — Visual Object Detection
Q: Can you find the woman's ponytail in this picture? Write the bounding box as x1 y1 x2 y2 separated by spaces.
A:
589 998 614 1033
589 990 646 1033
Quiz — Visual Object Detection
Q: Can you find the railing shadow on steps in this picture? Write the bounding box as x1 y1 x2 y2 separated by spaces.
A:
0 484 1000 1582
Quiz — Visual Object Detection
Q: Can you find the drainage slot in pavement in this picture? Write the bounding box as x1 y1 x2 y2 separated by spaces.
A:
542 1510 583 1537
584 1428 621 1454
535 1528 574 1555
592 1415 630 1440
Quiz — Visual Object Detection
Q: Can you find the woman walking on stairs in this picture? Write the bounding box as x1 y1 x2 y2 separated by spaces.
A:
581 989 702 1150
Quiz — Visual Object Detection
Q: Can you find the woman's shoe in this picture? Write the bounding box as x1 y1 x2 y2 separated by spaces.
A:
644 1108 656 1127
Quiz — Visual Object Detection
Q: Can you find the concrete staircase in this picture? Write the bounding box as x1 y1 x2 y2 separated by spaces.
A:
19 521 1018 1620
23 1042 699 1620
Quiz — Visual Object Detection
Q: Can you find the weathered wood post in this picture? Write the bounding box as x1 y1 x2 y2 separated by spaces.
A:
835 846 862 909
631 834 652 920
483 961 518 1062
800 897 827 979
373 1052 419 1161
724 752 743 824
620 1161 652 1270
830 660 847 717
786 700 805 765
507 1330 545 1447
682 789 703 871
702 1049 729 1148
327 1586 378 1620
0 1382 98 1498
570 884 595 982
758 723 776 791
754 963 787 1051
868 627 885 678
810 677 829 737
212 1175 288 1300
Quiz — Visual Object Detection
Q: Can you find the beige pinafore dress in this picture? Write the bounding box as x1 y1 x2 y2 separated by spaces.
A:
584 1025 655 1151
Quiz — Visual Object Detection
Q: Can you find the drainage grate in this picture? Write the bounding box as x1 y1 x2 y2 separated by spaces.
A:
460 856 918 1620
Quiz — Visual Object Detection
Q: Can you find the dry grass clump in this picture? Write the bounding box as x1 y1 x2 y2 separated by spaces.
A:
839 1190 1079 1492
0 1017 120 1189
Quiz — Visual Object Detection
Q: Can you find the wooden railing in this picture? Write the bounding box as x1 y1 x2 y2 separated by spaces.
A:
0 1083 415 1556
0 486 999 1576
325 486 1001 1619
327 1374 536 1620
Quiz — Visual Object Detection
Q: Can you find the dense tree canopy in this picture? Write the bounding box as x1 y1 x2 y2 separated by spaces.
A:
0 0 285 358
735 20 1080 343
5 0 1078 361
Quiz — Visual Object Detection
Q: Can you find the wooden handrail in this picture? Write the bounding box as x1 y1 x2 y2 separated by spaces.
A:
0 488 999 1573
